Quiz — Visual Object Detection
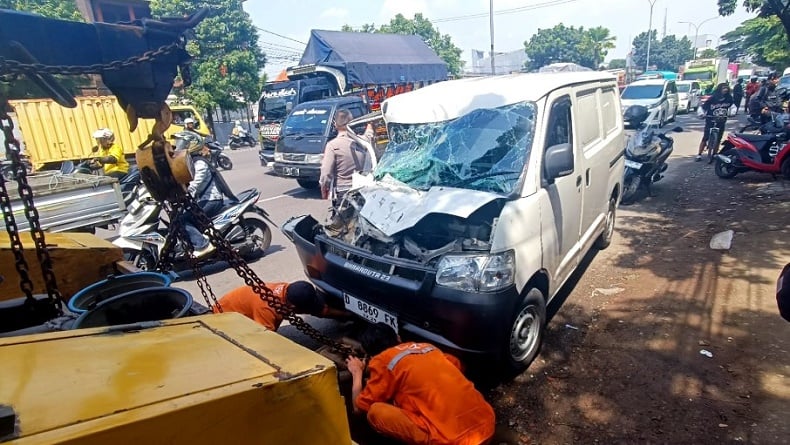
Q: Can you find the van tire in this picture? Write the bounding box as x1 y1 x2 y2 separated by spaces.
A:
502 288 546 375
297 179 320 189
594 197 617 249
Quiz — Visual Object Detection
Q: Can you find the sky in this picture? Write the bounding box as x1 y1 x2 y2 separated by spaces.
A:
243 0 755 78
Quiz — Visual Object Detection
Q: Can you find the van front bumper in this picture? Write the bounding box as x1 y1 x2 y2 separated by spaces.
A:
283 215 520 357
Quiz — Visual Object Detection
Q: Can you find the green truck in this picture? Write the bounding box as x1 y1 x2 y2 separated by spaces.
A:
682 58 730 94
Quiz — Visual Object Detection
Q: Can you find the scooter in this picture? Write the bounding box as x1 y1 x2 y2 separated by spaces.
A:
112 185 274 270
206 139 233 170
715 129 790 179
621 105 683 203
0 154 32 181
228 132 256 149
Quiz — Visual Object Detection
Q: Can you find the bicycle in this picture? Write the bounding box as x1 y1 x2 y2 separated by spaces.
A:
706 116 727 164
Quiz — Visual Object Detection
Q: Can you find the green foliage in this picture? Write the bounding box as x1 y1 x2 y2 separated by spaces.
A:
698 48 719 58
608 59 627 69
631 31 695 71
719 15 790 68
0 0 83 21
718 0 790 43
523 24 615 71
149 0 264 111
342 14 463 76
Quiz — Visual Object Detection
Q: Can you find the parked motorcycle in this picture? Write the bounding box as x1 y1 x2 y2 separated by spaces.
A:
0 154 32 181
228 132 256 149
112 185 274 270
206 139 233 170
715 129 790 180
621 105 683 204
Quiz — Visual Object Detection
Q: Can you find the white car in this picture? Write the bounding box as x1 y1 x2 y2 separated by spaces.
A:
620 79 679 127
676 81 702 113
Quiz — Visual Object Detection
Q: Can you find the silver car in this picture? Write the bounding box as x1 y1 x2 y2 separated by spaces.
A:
676 81 701 113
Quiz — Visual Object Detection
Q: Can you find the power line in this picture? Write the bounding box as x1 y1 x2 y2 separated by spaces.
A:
433 0 580 23
259 40 304 52
255 26 306 45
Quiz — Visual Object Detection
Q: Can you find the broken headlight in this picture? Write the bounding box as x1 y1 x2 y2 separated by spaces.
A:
435 251 515 293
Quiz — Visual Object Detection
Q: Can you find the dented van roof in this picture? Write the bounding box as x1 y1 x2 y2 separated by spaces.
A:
382 71 617 124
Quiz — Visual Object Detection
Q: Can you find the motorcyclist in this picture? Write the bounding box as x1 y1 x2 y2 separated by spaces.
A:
90 128 129 180
697 83 734 162
748 74 782 124
232 120 247 137
174 131 235 257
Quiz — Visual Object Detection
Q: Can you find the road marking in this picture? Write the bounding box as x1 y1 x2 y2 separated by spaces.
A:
260 190 310 202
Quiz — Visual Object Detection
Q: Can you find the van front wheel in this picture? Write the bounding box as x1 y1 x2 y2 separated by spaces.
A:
594 197 617 249
502 288 546 375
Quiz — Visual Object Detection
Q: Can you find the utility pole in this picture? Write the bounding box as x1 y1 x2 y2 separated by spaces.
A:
489 0 495 75
646 0 657 72
662 8 667 39
678 17 718 60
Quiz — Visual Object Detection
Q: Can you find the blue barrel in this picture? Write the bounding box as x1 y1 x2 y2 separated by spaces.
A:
72 287 192 330
67 272 174 314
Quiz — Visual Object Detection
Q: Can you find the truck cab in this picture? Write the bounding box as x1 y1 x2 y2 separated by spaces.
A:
257 78 336 165
272 96 368 189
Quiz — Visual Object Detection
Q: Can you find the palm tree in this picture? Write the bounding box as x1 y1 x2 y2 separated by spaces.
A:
585 27 617 69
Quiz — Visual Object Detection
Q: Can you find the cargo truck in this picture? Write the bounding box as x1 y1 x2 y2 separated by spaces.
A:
682 58 729 94
258 29 448 166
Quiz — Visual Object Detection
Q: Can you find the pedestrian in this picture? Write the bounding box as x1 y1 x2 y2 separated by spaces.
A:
697 82 734 162
732 78 744 114
748 74 782 124
90 128 129 180
319 109 374 206
214 281 351 330
346 322 496 445
745 77 760 113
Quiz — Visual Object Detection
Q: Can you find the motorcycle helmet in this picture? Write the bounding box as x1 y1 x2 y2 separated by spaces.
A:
235 120 241 125
92 128 115 142
623 105 649 127
184 117 196 126
173 131 204 154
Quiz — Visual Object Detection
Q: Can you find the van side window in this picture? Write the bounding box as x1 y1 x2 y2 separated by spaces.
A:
600 88 618 135
545 97 573 148
575 92 601 149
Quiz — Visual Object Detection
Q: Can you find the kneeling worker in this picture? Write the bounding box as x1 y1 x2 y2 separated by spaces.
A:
346 323 496 445
214 281 350 331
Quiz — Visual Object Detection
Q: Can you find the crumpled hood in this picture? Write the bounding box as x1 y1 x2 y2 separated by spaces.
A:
356 176 502 237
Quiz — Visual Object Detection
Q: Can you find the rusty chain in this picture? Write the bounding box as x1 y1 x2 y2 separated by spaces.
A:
0 105 62 313
0 41 181 76
155 188 355 357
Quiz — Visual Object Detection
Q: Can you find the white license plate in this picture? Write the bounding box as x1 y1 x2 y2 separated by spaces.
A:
282 167 299 176
262 124 280 136
343 293 398 330
625 160 642 169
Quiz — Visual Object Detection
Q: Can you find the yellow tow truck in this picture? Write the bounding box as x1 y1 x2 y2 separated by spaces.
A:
0 8 356 444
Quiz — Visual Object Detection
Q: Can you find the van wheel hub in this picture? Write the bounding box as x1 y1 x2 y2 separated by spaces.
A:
510 305 539 361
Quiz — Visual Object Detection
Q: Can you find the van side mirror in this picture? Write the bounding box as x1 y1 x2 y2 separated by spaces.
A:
544 143 574 183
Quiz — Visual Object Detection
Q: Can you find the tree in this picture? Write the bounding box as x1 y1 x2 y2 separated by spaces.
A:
719 15 790 68
342 14 464 76
698 48 719 58
523 24 615 71
631 31 694 71
718 0 790 44
0 0 83 21
608 59 627 69
582 26 617 68
149 0 265 129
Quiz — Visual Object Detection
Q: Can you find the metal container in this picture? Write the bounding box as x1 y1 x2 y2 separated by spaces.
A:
72 287 192 330
67 272 174 313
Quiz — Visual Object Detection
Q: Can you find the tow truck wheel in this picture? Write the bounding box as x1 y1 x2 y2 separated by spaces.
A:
503 287 546 375
297 179 320 189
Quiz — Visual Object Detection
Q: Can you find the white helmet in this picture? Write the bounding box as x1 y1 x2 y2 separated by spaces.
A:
92 128 114 140
184 118 195 125
235 120 241 125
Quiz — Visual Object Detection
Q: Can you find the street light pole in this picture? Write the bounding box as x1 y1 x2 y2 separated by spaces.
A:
489 0 495 75
678 17 718 60
645 0 657 72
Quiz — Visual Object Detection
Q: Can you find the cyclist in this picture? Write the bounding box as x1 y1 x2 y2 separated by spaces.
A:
697 82 734 162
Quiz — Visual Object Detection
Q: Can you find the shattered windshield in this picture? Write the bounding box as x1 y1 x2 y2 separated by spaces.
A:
375 102 536 194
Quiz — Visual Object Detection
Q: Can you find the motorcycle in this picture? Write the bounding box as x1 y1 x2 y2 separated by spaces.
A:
621 105 683 204
228 131 256 149
715 127 790 180
112 185 274 270
206 139 233 170
1 154 32 181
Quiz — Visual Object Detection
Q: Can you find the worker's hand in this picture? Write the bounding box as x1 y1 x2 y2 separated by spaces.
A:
346 356 366 377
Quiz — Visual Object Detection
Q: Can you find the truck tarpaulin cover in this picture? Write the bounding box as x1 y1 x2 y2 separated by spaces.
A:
299 30 448 86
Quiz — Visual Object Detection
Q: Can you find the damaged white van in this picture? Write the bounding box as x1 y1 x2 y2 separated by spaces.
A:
283 72 625 372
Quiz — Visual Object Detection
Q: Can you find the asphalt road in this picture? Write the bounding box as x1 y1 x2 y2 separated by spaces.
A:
109 110 749 348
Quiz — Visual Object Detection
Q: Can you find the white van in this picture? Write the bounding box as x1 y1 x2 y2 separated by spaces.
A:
620 79 679 127
284 72 625 373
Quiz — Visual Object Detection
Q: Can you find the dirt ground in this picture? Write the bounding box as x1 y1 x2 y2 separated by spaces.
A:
487 129 790 444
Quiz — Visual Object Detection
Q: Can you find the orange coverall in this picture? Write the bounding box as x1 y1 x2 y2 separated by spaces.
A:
213 283 289 330
355 342 496 445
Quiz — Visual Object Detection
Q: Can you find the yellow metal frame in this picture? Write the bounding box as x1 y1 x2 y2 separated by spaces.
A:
1 313 352 444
